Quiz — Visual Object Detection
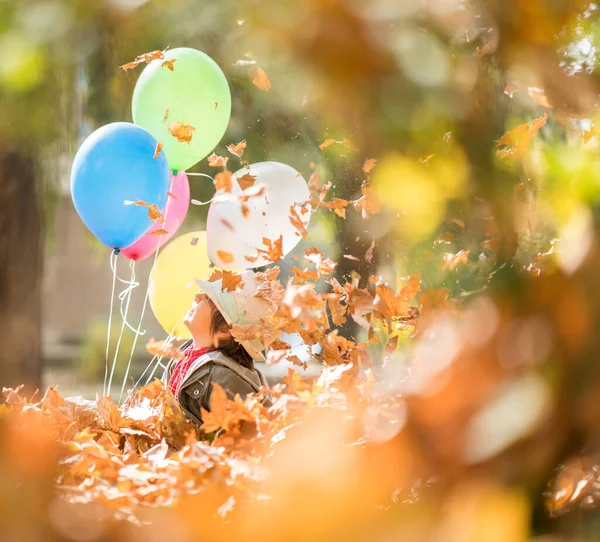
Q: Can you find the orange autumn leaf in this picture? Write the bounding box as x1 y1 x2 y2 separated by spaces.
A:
319 139 336 150
496 113 547 159
582 125 597 144
148 228 169 236
527 87 553 108
153 141 163 159
147 204 165 224
219 218 235 231
216 270 244 292
208 153 229 167
364 240 375 264
163 109 170 123
353 182 381 219
475 43 489 58
362 158 377 173
119 49 167 71
305 247 336 276
145 338 184 361
167 121 196 143
161 59 176 71
237 172 256 190
292 267 319 283
249 65 271 91
289 205 308 238
440 249 470 271
217 250 235 265
214 170 233 193
227 140 247 158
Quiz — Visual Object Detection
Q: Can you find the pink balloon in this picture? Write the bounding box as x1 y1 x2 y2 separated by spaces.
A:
121 172 190 261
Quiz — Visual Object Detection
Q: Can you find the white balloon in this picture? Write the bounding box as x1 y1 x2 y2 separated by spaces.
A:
207 161 311 269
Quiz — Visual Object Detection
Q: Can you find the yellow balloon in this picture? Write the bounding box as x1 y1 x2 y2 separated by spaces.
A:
149 231 212 339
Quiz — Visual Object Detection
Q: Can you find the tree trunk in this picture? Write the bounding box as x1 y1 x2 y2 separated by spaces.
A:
0 151 42 390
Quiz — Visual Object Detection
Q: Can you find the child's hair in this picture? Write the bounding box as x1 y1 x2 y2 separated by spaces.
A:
208 299 254 369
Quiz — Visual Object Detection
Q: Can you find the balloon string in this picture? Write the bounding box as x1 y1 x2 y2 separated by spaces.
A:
103 251 118 396
118 242 162 403
106 260 135 397
186 172 215 181
191 197 213 206
143 322 182 386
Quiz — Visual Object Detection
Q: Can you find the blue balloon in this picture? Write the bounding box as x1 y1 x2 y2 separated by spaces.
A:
70 122 170 250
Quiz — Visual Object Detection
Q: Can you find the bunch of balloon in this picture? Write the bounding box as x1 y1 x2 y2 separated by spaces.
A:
206 161 311 269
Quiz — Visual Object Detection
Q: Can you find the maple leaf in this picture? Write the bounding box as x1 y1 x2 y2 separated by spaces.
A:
148 228 169 236
147 204 165 223
153 141 163 159
504 83 519 98
237 172 256 190
292 267 319 283
496 113 547 159
440 249 469 271
289 205 308 238
324 293 347 326
161 59 176 71
353 182 381 219
227 140 247 158
282 369 310 393
266 349 287 365
146 338 184 361
200 384 231 433
270 339 291 351
208 154 229 167
119 49 167 71
167 121 195 143
527 87 553 108
362 158 377 173
319 138 335 150
249 65 271 91
217 250 235 265
214 170 233 193
221 271 244 292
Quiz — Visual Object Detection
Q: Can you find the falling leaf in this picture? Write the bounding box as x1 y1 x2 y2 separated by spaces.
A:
434 232 453 246
266 349 287 366
496 113 548 159
153 141 163 159
353 182 381 220
365 240 375 264
342 138 356 151
148 229 169 236
208 154 229 167
440 249 470 271
167 121 196 143
147 204 165 224
289 206 308 238
422 154 435 164
146 338 184 361
451 218 465 228
161 59 176 71
319 139 336 150
344 254 360 261
237 172 256 190
167 191 178 199
217 250 235 265
582 125 597 144
527 87 553 108
504 83 519 98
292 267 319 282
362 158 377 173
214 171 233 193
119 48 167 71
227 140 247 158
163 109 170 123
221 271 244 292
247 236 284 263
249 66 271 91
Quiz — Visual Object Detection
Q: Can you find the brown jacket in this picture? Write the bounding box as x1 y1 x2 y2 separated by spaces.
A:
163 348 269 427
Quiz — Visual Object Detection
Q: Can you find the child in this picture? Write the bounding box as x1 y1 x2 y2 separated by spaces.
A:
163 270 273 426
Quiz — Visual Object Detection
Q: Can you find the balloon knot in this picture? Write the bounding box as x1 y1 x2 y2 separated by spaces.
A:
172 170 178 176
113 248 121 256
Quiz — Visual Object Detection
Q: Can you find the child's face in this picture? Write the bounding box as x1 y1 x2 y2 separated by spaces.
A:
183 292 214 345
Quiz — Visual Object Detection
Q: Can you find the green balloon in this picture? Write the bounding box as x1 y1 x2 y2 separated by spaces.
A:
132 48 231 172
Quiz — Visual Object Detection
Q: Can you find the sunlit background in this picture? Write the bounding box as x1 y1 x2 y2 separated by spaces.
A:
4 0 600 540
